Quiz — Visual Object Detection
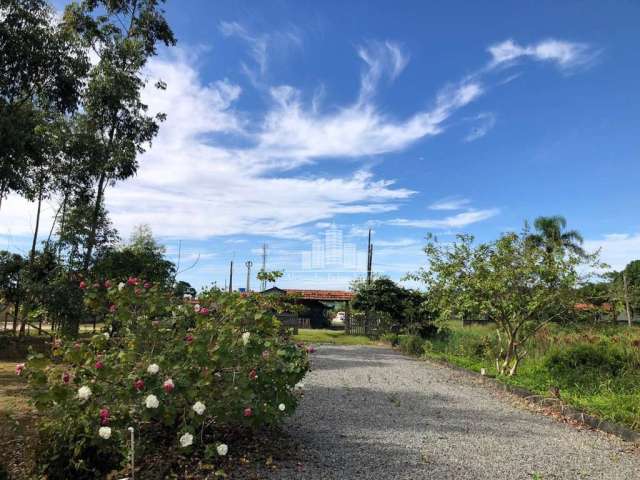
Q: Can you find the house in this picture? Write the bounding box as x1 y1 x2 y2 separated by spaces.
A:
261 287 354 328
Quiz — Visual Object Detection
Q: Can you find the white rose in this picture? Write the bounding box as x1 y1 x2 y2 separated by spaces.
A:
179 432 193 448
147 363 160 375
241 331 251 346
145 394 159 409
98 426 112 439
193 303 201 312
103 332 110 340
118 282 125 291
216 443 229 456
295 382 305 391
278 403 286 412
192 401 206 416
77 386 92 401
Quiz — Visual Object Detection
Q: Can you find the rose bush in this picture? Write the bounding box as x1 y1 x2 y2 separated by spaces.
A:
24 280 309 479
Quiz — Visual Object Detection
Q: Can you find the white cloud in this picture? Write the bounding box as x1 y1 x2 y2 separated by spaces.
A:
488 39 597 71
375 238 420 247
584 233 640 271
464 112 496 142
429 196 471 211
388 208 500 229
356 40 409 103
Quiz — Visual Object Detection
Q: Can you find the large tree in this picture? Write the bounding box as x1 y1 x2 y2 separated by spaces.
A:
0 0 89 210
414 230 599 376
60 0 176 271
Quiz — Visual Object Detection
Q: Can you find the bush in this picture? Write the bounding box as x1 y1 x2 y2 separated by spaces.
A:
381 333 399 347
24 279 309 479
544 342 636 392
398 334 425 356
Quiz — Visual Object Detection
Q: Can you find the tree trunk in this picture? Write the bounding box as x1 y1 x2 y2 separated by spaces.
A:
30 186 44 260
623 272 633 327
83 173 107 272
57 192 68 260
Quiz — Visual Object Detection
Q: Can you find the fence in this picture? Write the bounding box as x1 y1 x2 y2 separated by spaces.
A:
344 312 382 338
277 314 311 334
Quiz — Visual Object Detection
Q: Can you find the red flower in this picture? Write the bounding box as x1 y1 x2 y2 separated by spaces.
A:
62 371 70 384
306 346 316 354
143 281 152 289
134 379 145 391
104 280 112 288
95 360 104 370
15 363 25 376
127 277 139 286
248 369 258 380
243 407 253 417
185 334 194 344
198 307 209 315
109 304 117 313
99 408 110 425
79 281 87 289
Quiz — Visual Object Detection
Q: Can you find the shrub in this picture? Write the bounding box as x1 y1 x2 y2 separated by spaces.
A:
24 280 309 479
381 333 399 347
398 334 425 356
544 342 635 392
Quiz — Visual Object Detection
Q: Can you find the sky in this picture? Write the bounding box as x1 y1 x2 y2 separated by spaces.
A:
1 0 639 290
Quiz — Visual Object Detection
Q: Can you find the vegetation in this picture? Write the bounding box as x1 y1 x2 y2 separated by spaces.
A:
395 321 640 430
294 328 378 346
22 281 309 479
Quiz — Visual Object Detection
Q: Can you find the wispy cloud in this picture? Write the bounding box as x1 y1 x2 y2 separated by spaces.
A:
429 196 471 211
584 233 640 271
388 208 500 229
357 40 409 103
464 112 496 142
487 39 598 71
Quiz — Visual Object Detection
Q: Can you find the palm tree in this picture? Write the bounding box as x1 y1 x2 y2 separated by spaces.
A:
526 215 586 257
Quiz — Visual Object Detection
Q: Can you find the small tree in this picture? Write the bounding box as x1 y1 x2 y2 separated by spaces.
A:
257 269 284 289
413 230 599 376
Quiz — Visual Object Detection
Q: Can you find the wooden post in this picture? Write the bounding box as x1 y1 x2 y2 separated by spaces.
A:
623 272 633 327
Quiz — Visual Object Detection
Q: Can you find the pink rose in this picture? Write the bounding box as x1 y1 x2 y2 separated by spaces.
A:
99 408 110 425
127 277 138 286
163 378 175 393
15 363 25 376
79 281 87 289
243 407 253 417
109 304 117 313
248 369 258 380
198 307 209 315
306 346 316 354
143 281 151 289
134 379 145 391
95 360 104 370
185 334 194 344
62 371 70 384
104 280 112 288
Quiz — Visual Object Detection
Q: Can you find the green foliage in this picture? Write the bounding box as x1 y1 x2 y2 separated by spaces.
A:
398 334 425 356
24 281 309 478
351 277 434 333
412 228 601 375
526 215 586 257
256 269 284 286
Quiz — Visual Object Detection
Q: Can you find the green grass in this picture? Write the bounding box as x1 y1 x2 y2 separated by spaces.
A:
293 328 378 346
403 323 640 430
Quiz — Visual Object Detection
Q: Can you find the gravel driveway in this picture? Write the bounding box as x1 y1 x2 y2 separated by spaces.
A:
255 345 640 480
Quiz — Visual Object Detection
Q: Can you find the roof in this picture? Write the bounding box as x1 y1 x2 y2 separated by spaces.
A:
263 287 354 301
575 303 613 312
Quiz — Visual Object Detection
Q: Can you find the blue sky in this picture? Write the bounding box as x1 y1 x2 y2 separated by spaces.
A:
2 0 639 290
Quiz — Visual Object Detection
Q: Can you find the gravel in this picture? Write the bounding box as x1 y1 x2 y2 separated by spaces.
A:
252 345 640 480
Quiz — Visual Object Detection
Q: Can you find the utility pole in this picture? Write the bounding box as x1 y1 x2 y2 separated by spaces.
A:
245 260 253 292
623 271 633 327
366 228 373 284
260 243 268 291
228 260 233 293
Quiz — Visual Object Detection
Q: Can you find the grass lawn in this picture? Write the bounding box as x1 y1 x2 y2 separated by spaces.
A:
294 328 378 346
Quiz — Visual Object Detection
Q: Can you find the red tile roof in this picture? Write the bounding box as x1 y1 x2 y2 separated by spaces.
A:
284 289 354 301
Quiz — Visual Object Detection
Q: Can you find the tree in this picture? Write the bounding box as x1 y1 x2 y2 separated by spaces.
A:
0 251 26 331
414 230 598 376
174 280 196 298
60 0 176 271
93 225 175 285
257 269 284 289
526 215 586 257
0 0 89 210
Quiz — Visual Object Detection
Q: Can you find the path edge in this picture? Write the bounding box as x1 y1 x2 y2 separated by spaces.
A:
416 354 640 444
